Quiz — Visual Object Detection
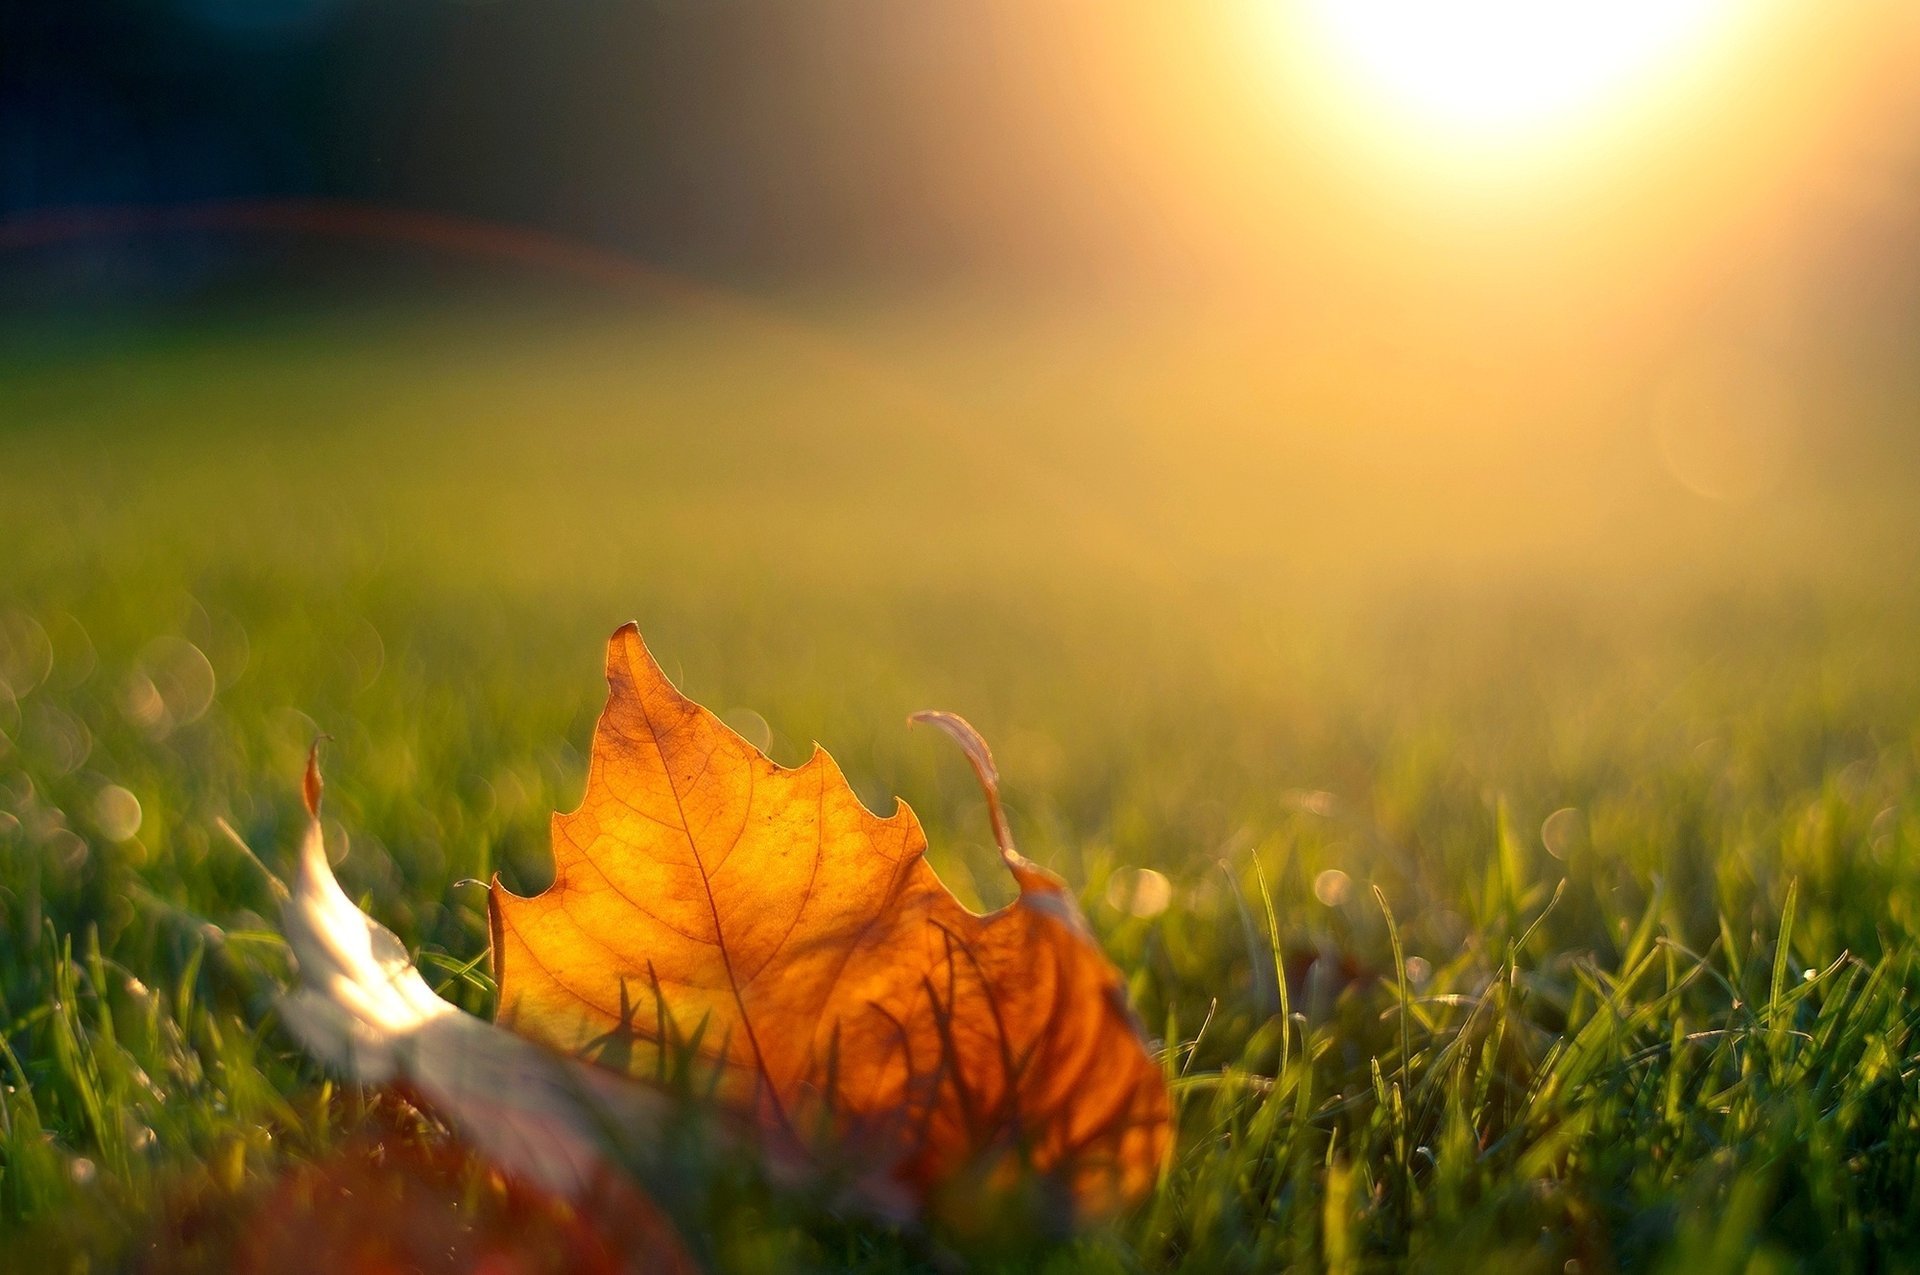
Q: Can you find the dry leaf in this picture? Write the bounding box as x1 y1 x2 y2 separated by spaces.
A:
278 753 680 1209
490 624 1170 1222
141 1112 693 1275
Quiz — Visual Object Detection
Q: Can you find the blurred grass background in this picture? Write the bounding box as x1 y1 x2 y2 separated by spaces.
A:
5 260 1920 1268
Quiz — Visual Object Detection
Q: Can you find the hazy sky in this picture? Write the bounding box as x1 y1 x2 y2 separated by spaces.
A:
7 3 1914 285
9 0 1920 447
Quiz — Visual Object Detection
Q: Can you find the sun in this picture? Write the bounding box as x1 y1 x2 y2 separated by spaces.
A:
1293 0 1753 152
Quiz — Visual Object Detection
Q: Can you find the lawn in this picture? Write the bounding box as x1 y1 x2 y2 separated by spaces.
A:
4 279 1920 1271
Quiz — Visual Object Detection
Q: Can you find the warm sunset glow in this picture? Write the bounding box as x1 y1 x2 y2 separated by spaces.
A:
1294 0 1755 151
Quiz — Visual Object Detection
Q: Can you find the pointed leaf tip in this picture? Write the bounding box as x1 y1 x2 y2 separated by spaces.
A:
302 737 328 818
607 621 643 676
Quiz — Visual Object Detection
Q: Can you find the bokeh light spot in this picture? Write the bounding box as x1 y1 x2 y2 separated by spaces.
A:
1541 807 1587 861
1313 868 1352 907
93 785 143 842
1651 344 1799 502
1106 866 1174 919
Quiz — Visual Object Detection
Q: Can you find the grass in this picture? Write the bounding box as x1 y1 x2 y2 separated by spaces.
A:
4 277 1920 1271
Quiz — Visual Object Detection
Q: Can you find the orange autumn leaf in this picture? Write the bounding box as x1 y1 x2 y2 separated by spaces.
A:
489 624 1170 1221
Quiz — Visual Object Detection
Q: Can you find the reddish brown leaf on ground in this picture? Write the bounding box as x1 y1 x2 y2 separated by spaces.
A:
490 624 1170 1222
138 1111 694 1275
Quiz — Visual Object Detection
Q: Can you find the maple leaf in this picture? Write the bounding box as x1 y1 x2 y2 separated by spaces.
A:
490 624 1170 1221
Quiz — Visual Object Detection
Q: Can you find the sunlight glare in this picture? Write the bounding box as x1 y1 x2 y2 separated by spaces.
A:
1295 0 1751 150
